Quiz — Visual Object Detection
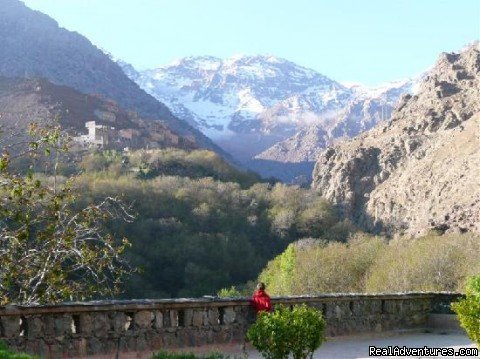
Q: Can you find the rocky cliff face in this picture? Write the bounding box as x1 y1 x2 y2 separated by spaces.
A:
312 43 480 236
254 125 331 163
256 80 416 163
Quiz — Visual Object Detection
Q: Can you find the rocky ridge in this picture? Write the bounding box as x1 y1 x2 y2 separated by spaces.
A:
312 43 480 236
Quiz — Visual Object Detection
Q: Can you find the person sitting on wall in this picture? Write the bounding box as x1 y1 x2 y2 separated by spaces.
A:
251 282 272 313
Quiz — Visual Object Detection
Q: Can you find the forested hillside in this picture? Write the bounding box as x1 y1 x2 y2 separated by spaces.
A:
74 149 354 297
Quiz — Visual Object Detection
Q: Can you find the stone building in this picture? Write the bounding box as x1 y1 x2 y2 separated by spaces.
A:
74 121 115 148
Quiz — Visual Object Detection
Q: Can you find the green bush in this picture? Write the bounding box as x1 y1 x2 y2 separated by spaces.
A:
452 276 480 346
0 341 38 359
247 305 326 359
217 286 242 298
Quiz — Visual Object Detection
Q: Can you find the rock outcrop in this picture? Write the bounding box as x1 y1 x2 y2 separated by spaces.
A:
312 43 480 236
255 125 331 163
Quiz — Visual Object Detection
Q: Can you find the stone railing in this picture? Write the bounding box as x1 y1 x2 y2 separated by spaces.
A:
0 292 462 358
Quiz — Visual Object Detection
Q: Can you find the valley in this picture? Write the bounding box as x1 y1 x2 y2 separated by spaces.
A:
0 0 478 304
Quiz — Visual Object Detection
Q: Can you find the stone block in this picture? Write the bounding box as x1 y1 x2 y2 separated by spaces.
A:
383 300 398 314
192 310 206 327
176 328 195 347
183 309 194 327
145 330 163 349
1 316 20 338
324 303 336 318
154 311 163 329
79 313 93 335
124 336 137 352
162 332 177 348
54 315 72 336
41 316 56 337
407 313 427 326
235 306 252 325
207 308 219 325
212 327 232 343
135 311 154 329
47 343 63 358
24 339 40 357
169 310 179 327
102 338 117 354
92 313 109 337
223 307 236 324
70 338 87 357
368 300 382 314
111 312 128 333
87 337 104 355
333 302 351 319
26 316 43 339
136 333 148 351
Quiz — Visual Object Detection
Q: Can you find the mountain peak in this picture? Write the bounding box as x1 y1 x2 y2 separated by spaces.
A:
166 55 222 69
118 52 420 178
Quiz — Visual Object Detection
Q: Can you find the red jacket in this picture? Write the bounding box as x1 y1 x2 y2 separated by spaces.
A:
251 289 272 312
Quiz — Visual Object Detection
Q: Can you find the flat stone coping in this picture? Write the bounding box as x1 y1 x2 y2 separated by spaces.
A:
0 291 461 316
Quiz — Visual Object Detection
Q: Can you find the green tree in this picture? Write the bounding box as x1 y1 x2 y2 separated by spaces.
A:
452 276 480 346
0 123 132 304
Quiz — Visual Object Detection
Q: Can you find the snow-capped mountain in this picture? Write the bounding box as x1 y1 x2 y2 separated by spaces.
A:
119 55 417 179
120 56 353 157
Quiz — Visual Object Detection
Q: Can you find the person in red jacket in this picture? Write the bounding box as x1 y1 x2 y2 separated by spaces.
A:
251 282 272 313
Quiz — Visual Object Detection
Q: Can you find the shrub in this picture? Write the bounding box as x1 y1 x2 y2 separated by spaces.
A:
0 341 38 359
217 286 242 298
247 304 326 359
366 233 480 293
452 276 480 346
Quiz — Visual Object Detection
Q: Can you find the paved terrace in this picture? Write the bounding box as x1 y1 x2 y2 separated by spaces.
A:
82 332 476 359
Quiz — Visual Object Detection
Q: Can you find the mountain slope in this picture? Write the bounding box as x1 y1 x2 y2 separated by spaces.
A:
0 76 197 150
254 125 331 163
256 79 416 163
0 0 221 154
312 43 480 236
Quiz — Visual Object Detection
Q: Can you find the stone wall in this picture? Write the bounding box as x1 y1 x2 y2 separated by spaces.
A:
0 292 462 358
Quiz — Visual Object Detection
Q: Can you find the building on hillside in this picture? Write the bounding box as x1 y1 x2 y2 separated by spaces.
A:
119 128 141 147
73 121 115 148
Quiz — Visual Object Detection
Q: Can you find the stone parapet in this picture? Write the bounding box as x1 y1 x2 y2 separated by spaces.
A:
0 292 463 358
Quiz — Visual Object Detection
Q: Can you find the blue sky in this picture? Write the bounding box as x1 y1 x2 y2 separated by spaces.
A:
22 0 479 86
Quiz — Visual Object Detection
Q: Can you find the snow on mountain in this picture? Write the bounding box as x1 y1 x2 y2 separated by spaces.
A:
256 79 417 163
119 55 418 178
